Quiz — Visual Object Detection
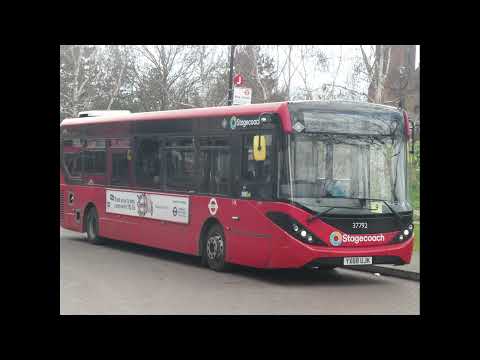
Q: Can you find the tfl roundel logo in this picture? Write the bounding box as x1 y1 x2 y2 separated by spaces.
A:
329 231 343 247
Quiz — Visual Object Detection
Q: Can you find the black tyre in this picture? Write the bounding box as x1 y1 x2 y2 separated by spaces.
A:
85 207 104 245
202 224 230 272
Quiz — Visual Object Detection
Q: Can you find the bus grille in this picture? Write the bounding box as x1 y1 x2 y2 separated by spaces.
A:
60 190 64 226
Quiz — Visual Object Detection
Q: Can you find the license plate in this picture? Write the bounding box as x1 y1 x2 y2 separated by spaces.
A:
343 257 372 265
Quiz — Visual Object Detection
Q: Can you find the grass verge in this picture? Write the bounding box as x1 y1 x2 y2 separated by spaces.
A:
413 223 420 252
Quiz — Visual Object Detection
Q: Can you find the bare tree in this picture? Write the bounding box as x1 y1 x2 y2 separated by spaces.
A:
60 45 388 123
133 45 206 110
360 44 392 104
60 45 103 119
106 46 128 110
247 46 268 102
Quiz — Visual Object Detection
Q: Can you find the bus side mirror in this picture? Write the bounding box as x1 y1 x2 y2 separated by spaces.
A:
253 135 266 161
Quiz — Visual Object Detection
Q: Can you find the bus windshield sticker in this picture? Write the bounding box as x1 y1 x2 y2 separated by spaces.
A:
370 201 383 214
293 122 305 132
106 189 189 224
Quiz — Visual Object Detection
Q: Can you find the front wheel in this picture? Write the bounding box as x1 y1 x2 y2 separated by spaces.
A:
85 207 104 245
203 224 230 272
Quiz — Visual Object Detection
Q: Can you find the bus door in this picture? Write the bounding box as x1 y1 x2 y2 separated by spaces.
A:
228 131 275 267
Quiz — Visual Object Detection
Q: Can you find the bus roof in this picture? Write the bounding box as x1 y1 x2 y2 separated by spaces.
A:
60 101 402 132
61 102 289 127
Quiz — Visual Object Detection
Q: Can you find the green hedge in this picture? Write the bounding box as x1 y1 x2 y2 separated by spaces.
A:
409 140 420 212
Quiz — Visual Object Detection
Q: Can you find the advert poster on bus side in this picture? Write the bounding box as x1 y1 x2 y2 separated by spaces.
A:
106 189 189 224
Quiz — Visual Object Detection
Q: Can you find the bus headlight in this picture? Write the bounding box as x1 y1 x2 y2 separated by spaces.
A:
392 224 414 244
266 212 327 246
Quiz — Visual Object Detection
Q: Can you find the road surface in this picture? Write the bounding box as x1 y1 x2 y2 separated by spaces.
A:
60 228 420 315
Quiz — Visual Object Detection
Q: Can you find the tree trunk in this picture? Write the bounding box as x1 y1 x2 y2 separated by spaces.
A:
375 45 384 103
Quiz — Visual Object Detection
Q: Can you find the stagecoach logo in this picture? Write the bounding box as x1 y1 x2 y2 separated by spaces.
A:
172 206 178 216
137 193 153 217
330 231 343 247
208 198 218 216
329 231 385 246
230 116 237 130
230 116 261 130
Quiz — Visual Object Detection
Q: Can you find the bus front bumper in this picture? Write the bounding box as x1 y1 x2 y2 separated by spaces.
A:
268 235 414 269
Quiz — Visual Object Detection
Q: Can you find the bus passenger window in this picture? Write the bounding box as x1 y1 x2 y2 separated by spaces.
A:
64 153 82 177
199 137 231 195
82 139 106 185
82 151 106 185
111 152 129 186
63 139 83 180
165 137 195 191
83 151 106 174
241 134 272 183
135 137 162 188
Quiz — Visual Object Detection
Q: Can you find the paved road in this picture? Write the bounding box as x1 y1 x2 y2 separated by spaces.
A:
60 228 420 315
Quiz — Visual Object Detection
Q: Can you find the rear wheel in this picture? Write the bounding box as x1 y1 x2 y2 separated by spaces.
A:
202 224 230 272
85 207 104 245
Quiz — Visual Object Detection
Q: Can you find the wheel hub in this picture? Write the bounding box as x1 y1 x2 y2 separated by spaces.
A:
206 234 223 260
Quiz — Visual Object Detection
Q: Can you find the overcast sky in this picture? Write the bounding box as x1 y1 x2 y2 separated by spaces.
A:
131 44 419 101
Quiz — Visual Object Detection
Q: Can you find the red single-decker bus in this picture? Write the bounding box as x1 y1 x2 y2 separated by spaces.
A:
60 101 414 271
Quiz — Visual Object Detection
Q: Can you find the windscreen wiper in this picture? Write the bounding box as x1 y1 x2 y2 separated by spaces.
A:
306 197 404 226
307 205 362 223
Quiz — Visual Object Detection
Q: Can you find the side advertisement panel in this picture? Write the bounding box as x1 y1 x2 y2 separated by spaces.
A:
106 189 189 224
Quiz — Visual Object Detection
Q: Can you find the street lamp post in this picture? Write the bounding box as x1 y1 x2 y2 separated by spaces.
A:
227 45 236 106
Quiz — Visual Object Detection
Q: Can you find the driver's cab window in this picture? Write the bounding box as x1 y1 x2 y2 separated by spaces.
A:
331 144 353 197
294 139 326 182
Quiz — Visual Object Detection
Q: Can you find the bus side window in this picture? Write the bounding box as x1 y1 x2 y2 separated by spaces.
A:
135 137 162 188
64 152 82 178
83 139 106 185
63 139 83 181
165 137 195 191
241 134 272 183
199 137 231 195
111 152 129 186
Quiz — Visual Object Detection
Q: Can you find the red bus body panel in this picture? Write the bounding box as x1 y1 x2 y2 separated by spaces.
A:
60 183 413 268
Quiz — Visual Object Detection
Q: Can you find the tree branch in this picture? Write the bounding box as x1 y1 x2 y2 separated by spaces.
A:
360 45 373 78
